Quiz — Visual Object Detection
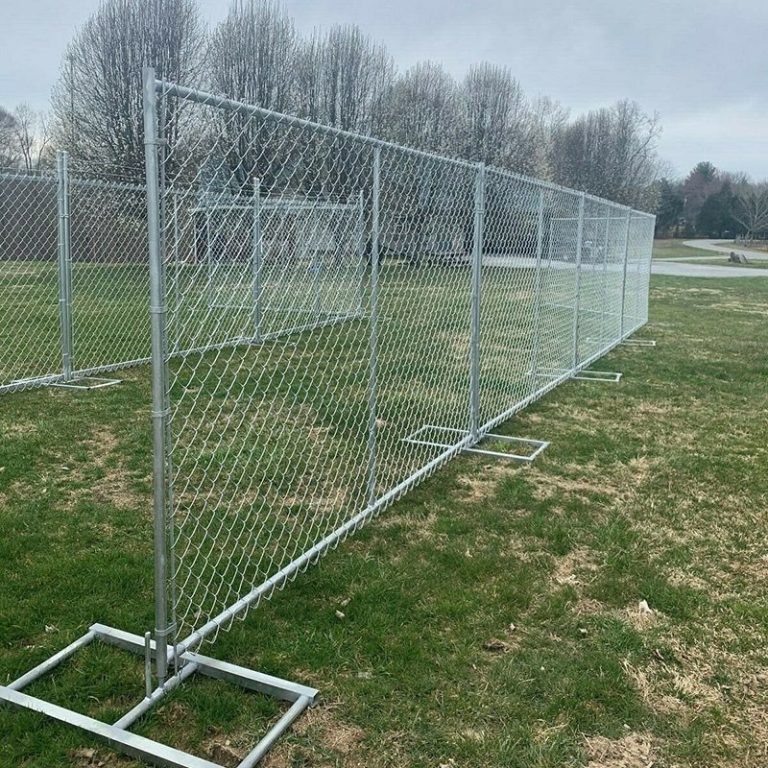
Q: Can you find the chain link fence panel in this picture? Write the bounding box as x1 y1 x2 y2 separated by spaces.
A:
143 77 656 660
0 169 61 391
0 80 655 669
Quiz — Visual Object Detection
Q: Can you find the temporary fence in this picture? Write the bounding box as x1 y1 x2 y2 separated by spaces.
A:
0 66 655 768
0 160 368 393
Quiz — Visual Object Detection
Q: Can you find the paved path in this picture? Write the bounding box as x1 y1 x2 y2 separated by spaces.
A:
682 239 768 261
652 260 768 278
651 239 768 278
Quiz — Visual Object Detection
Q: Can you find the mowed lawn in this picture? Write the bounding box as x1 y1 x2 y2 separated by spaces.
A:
1 274 768 767
652 239 712 260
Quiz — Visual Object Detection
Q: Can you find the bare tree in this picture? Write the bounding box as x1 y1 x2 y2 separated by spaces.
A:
293 31 323 122
458 63 539 175
209 1 296 112
551 100 661 207
298 24 393 135
291 24 393 196
0 107 20 168
52 0 204 180
12 104 52 170
734 182 768 239
383 61 459 154
529 96 568 181
208 0 297 186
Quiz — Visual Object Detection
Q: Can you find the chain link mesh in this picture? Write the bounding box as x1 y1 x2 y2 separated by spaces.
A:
0 81 655 656
0 169 61 390
69 175 150 373
148 80 655 651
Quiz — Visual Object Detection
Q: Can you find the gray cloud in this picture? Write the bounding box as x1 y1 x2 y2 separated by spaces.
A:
3 0 768 177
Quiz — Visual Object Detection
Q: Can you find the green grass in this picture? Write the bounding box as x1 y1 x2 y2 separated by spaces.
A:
2 272 768 767
652 239 713 260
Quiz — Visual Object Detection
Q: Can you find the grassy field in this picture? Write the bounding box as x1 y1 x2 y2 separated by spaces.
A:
2 272 767 768
652 240 713 260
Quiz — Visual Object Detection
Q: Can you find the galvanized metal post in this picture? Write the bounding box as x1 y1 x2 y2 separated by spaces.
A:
143 66 171 686
366 149 381 507
572 193 585 371
56 150 73 381
469 163 484 441
528 189 545 387
252 177 262 341
620 209 632 337
601 209 611 346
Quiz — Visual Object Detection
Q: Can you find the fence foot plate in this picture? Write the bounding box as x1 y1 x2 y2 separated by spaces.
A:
0 624 318 768
403 425 549 463
49 376 122 390
572 370 622 383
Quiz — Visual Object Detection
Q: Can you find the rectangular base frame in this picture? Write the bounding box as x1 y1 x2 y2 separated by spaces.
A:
0 624 318 768
49 376 122 390
571 369 622 383
403 425 549 463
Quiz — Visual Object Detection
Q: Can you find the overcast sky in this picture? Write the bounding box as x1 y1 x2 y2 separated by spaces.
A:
3 0 768 178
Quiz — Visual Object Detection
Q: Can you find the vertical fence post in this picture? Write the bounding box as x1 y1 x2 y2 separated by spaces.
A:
143 66 170 687
571 192 585 372
252 177 262 341
644 216 655 324
469 163 484 441
367 148 381 507
56 150 73 381
620 209 632 338
601 208 611 349
528 188 545 388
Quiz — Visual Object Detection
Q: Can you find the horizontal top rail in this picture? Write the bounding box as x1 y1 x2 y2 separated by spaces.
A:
154 77 651 217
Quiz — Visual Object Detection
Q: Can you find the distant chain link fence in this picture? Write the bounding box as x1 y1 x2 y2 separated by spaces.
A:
0 160 152 391
139 73 655 670
0 159 367 392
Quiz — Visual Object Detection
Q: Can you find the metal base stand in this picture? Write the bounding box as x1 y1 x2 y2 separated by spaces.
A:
404 425 549 463
49 377 122 390
571 369 622 383
0 624 318 768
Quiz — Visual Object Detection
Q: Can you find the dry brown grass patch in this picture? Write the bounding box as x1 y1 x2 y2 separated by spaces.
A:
455 462 517 501
552 547 599 588
583 731 655 768
262 702 367 768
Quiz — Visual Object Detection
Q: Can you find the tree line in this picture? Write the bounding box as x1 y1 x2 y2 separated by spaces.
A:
0 0 662 209
655 162 768 240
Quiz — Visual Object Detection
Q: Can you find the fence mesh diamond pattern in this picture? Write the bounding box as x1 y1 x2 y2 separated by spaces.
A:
145 78 656 655
0 81 655 661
